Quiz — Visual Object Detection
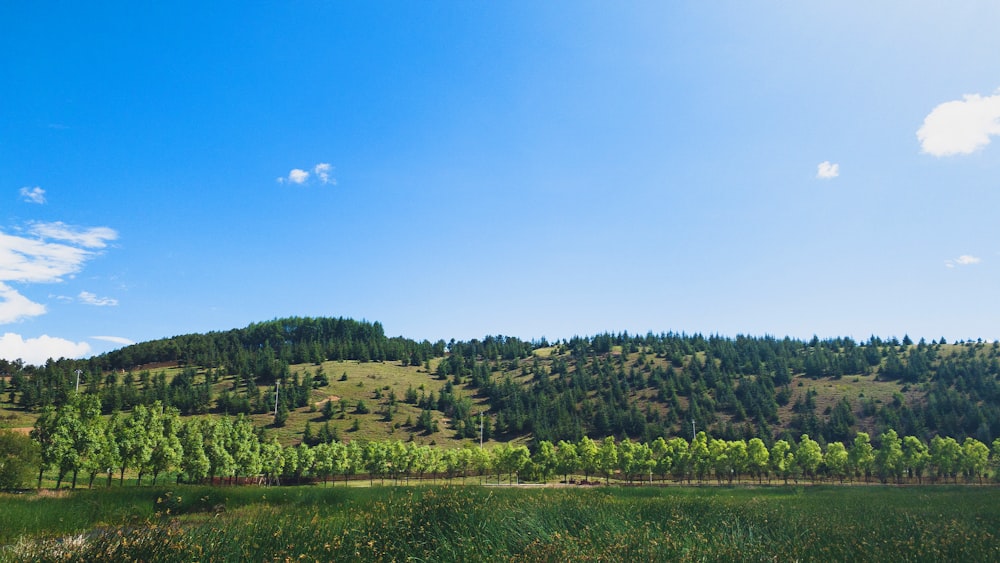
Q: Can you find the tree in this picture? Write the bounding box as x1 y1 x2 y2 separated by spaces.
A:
295 442 315 482
796 435 822 482
260 438 285 485
961 437 990 484
874 429 904 484
770 439 794 484
902 435 929 484
177 420 210 484
280 443 299 483
665 437 690 482
815 441 841 483
118 404 154 486
577 436 599 483
618 439 654 484
70 394 105 489
148 403 183 485
708 438 730 484
204 418 236 484
50 402 81 489
532 440 558 482
554 440 580 484
229 415 262 483
31 406 59 489
344 441 364 484
311 442 333 486
726 440 748 484
96 413 123 487
326 441 350 485
274 398 289 427
364 441 390 485
848 432 875 483
689 432 711 483
0 429 39 490
494 443 530 484
597 436 619 484
929 435 961 483
746 438 769 483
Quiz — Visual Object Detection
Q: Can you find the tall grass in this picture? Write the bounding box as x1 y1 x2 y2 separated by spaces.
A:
4 485 998 561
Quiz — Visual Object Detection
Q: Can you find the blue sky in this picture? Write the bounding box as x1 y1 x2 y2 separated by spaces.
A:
3 2 1000 364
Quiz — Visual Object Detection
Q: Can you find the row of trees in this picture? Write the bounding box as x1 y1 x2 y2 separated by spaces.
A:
23 395 1000 491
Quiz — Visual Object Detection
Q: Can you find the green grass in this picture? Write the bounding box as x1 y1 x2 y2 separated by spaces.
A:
4 485 998 561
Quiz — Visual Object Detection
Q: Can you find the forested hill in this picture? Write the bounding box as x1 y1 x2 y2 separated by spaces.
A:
2 317 999 447
93 316 445 376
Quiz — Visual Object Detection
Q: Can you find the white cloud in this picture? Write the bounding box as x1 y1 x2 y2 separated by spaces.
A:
816 161 839 179
20 186 46 204
945 255 982 268
0 220 119 324
0 332 90 364
277 163 335 186
314 163 336 185
277 168 310 185
0 283 46 323
91 335 135 346
78 291 118 307
918 90 1000 156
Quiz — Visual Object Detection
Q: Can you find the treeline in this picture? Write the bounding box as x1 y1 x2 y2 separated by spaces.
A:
96 317 447 373
23 394 1000 491
448 332 1000 446
5 323 1000 447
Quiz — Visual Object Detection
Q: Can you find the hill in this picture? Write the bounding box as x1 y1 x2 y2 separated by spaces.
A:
2 318 999 448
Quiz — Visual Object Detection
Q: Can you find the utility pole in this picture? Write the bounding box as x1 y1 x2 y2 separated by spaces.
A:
479 411 484 449
691 419 696 442
274 381 280 416
75 369 82 392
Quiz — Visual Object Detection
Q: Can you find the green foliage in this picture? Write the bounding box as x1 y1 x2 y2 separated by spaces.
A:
0 429 39 490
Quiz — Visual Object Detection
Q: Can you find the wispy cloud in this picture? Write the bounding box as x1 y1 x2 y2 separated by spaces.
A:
314 163 335 185
78 291 118 307
945 254 982 268
816 161 839 179
20 186 46 204
277 162 335 186
0 220 119 323
91 335 134 346
29 222 117 249
0 332 90 364
918 90 1000 156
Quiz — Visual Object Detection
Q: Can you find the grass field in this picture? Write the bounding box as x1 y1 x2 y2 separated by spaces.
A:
3 484 997 561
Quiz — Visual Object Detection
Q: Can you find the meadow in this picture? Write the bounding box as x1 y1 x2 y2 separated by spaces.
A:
3 484 997 561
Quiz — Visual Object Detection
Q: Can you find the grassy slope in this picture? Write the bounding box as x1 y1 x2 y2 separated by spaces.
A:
0 344 970 444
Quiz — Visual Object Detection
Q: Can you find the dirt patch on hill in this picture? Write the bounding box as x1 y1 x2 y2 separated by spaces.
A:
315 395 340 407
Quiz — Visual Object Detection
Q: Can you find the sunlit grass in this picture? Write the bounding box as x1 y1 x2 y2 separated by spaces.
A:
4 485 998 562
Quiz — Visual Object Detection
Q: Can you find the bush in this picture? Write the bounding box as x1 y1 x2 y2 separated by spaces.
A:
0 430 39 490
